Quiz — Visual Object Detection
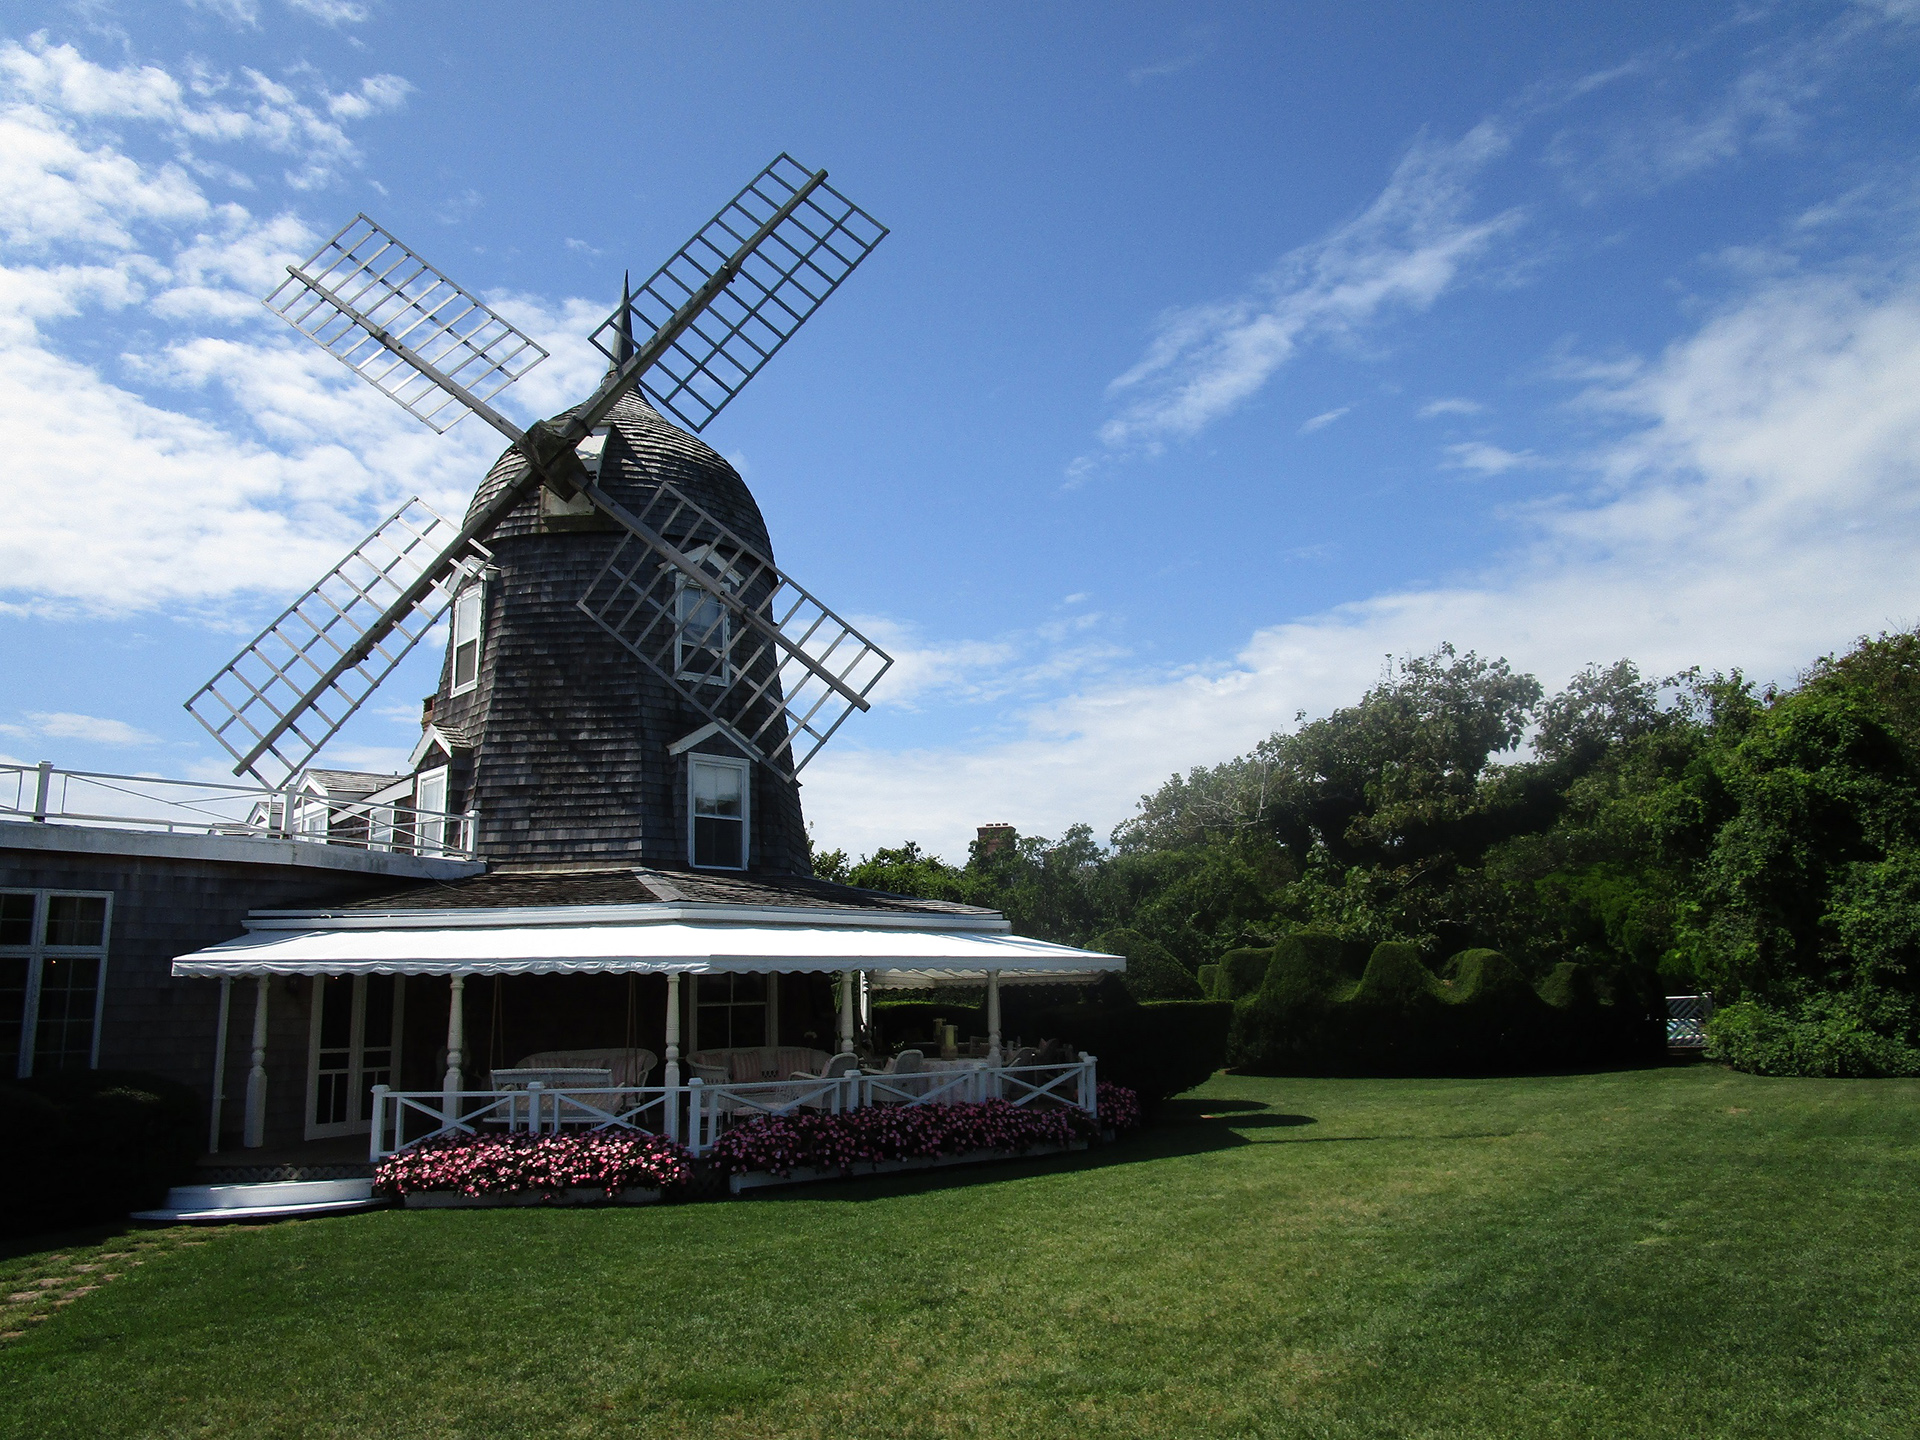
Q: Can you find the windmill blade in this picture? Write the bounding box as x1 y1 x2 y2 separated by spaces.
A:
573 475 892 779
264 215 548 436
588 154 888 435
186 500 491 786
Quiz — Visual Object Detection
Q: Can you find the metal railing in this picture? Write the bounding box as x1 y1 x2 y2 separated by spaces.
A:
0 762 478 861
369 1056 1100 1162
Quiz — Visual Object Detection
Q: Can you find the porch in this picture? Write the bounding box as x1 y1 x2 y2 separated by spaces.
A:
168 874 1123 1167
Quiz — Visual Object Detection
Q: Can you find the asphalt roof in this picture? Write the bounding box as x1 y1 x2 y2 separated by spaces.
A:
327 865 999 918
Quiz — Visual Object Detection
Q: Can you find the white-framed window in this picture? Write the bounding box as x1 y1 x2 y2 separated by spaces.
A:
415 766 449 857
450 584 485 696
688 754 750 870
1 889 111 1078
672 546 738 687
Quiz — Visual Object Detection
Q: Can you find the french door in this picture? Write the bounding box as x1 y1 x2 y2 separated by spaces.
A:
305 975 404 1139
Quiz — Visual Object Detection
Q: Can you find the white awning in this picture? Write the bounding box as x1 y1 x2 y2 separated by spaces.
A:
171 921 1122 982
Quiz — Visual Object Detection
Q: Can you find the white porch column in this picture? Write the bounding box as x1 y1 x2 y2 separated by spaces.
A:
208 975 233 1154
242 975 269 1149
986 969 1003 1067
441 974 466 1122
837 970 856 1057
663 973 683 1144
663 973 681 1088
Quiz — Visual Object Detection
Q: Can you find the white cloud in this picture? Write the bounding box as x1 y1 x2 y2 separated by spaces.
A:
1419 396 1486 417
285 0 372 24
21 712 159 745
1083 122 1521 464
187 0 262 29
0 44 605 621
1298 405 1350 433
0 37 409 192
1444 441 1540 475
804 261 1920 859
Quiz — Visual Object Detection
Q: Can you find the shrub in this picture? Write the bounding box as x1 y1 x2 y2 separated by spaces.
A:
0 1069 200 1236
1023 999 1232 1104
1196 964 1222 998
1215 947 1275 1000
1230 931 1355 1071
1706 996 1920 1078
1095 929 1204 1000
373 1131 693 1199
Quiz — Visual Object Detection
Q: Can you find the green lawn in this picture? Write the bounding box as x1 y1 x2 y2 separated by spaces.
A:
3 1063 1918 1439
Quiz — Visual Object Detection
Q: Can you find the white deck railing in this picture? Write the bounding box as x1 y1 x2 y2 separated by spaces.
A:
368 1057 1099 1162
0 761 478 861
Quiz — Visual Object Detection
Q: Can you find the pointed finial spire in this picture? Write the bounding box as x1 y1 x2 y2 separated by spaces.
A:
615 270 634 366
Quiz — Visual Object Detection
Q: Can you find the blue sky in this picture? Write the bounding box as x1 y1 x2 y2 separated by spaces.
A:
1 0 1918 858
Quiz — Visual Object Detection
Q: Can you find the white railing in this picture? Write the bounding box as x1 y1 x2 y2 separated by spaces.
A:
369 1056 1099 1162
1667 994 1715 1049
0 761 478 861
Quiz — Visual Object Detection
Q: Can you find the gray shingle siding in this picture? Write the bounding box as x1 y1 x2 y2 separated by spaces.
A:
418 390 811 874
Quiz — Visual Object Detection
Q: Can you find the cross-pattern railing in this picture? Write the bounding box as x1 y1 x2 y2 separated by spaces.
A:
368 1057 1099 1162
1667 994 1715 1049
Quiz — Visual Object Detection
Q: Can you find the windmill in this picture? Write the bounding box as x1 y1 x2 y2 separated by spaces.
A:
184 155 893 859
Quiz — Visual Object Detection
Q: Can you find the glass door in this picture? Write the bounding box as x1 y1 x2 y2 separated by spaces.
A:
305 975 404 1139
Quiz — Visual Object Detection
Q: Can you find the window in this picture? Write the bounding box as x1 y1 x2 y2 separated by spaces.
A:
415 767 449 857
1 890 111 1078
694 973 767 1049
688 756 749 870
672 546 738 687
451 585 484 695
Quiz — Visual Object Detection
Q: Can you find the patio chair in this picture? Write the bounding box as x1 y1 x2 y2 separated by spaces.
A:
873 1048 929 1103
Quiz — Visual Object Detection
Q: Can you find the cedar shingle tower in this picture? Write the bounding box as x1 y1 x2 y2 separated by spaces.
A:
411 391 810 875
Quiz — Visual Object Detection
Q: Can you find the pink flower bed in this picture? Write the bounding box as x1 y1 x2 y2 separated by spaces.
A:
709 1086 1143 1178
373 1130 693 1200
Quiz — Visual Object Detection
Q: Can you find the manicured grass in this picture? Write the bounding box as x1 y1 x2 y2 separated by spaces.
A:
3 1063 1918 1438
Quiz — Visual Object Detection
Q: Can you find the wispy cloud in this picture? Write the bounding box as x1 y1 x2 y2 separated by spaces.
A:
1445 441 1540 475
1079 121 1521 468
285 0 372 25
1299 405 1351 434
4 711 161 745
1419 396 1486 418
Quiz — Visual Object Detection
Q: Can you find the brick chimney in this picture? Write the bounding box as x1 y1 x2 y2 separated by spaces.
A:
976 822 1016 856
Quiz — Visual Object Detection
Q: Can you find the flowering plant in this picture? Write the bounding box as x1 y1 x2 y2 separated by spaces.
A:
373 1130 693 1199
708 1088 1142 1178
1097 1082 1143 1134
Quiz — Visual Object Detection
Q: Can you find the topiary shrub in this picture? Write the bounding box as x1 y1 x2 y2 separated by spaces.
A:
1196 964 1222 999
1094 929 1204 1000
1214 946 1276 1001
1229 931 1355 1071
1444 949 1552 1068
0 1069 199 1237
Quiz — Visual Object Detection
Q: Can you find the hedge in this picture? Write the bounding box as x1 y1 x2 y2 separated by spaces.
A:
1020 998 1232 1104
0 1069 200 1236
1706 996 1920 1078
1227 935 1663 1075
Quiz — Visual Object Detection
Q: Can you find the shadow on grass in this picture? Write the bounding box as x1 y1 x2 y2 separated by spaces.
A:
740 1099 1317 1205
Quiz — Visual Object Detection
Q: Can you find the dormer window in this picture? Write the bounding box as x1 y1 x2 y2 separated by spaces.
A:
672 545 738 687
688 755 749 870
450 585 484 696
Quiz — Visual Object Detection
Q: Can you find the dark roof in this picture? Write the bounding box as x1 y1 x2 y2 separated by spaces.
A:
326 866 999 918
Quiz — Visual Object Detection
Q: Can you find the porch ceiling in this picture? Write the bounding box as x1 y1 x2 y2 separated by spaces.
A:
170 920 1122 981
